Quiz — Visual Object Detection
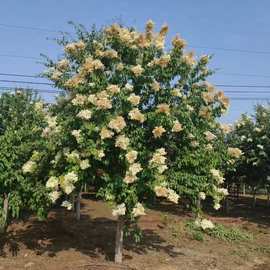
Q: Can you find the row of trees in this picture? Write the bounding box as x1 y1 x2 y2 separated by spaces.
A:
0 21 241 263
227 105 270 206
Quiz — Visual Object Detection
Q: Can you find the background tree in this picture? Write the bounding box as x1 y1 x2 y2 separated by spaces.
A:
0 91 51 233
227 105 270 207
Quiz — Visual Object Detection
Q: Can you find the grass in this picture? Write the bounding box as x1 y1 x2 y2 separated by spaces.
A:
186 220 253 242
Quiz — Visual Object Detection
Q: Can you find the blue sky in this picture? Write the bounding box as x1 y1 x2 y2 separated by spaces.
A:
0 0 270 123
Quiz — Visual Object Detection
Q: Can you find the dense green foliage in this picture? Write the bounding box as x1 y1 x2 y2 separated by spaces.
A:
0 91 50 231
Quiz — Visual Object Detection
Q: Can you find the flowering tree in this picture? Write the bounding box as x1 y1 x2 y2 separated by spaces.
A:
41 21 239 263
227 105 270 206
0 91 50 233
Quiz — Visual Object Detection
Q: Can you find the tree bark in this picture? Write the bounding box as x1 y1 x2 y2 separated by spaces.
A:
267 192 270 207
196 197 201 218
76 192 81 221
242 183 246 196
114 216 124 264
252 188 257 208
0 194 9 233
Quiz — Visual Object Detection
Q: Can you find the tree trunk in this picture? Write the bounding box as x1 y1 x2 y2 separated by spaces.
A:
76 192 81 221
0 194 9 233
195 197 201 218
114 217 124 264
224 196 229 214
267 192 270 207
252 188 257 208
242 183 246 196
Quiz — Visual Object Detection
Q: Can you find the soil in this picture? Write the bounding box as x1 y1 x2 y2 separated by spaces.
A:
0 195 269 270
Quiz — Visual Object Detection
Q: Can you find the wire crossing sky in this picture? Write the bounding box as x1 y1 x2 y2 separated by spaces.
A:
0 0 270 123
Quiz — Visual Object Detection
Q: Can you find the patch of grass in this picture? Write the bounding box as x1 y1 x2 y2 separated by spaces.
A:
208 224 253 242
185 220 253 242
186 220 205 241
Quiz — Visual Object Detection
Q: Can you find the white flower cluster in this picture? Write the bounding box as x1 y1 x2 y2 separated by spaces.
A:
154 186 179 204
112 203 126 217
149 148 168 174
195 218 215 230
22 160 37 174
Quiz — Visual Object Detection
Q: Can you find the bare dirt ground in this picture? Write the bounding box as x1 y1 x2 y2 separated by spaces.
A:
0 195 269 270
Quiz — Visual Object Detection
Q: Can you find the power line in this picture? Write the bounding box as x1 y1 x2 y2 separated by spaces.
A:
0 79 53 86
2 77 270 90
0 23 59 33
189 45 270 55
0 72 42 78
215 84 270 88
216 72 270 78
0 54 40 60
0 86 62 94
0 22 270 56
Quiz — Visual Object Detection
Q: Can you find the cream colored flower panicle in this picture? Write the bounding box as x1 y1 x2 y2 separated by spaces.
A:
172 34 186 49
171 88 182 97
125 83 134 92
106 84 120 95
64 74 85 89
71 129 81 142
129 163 143 176
64 40 86 55
156 104 170 115
127 93 140 106
152 126 166 138
115 135 129 150
80 57 104 74
182 52 196 66
49 191 61 203
61 200 73 210
77 109 92 120
46 176 59 189
72 94 87 106
123 173 137 184
199 192 206 200
100 127 114 139
204 131 216 141
154 186 168 197
210 169 224 184
220 123 232 134
128 108 145 123
22 160 37 174
51 70 62 82
151 80 161 92
56 59 69 71
149 55 170 68
95 91 112 110
125 150 138 163
228 147 242 158
108 116 126 133
200 219 215 230
131 65 144 77
132 203 146 217
112 203 126 217
116 63 124 71
124 162 142 184
172 120 183 132
216 91 230 110
150 148 167 173
60 172 78 195
80 159 90 170
167 189 179 204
